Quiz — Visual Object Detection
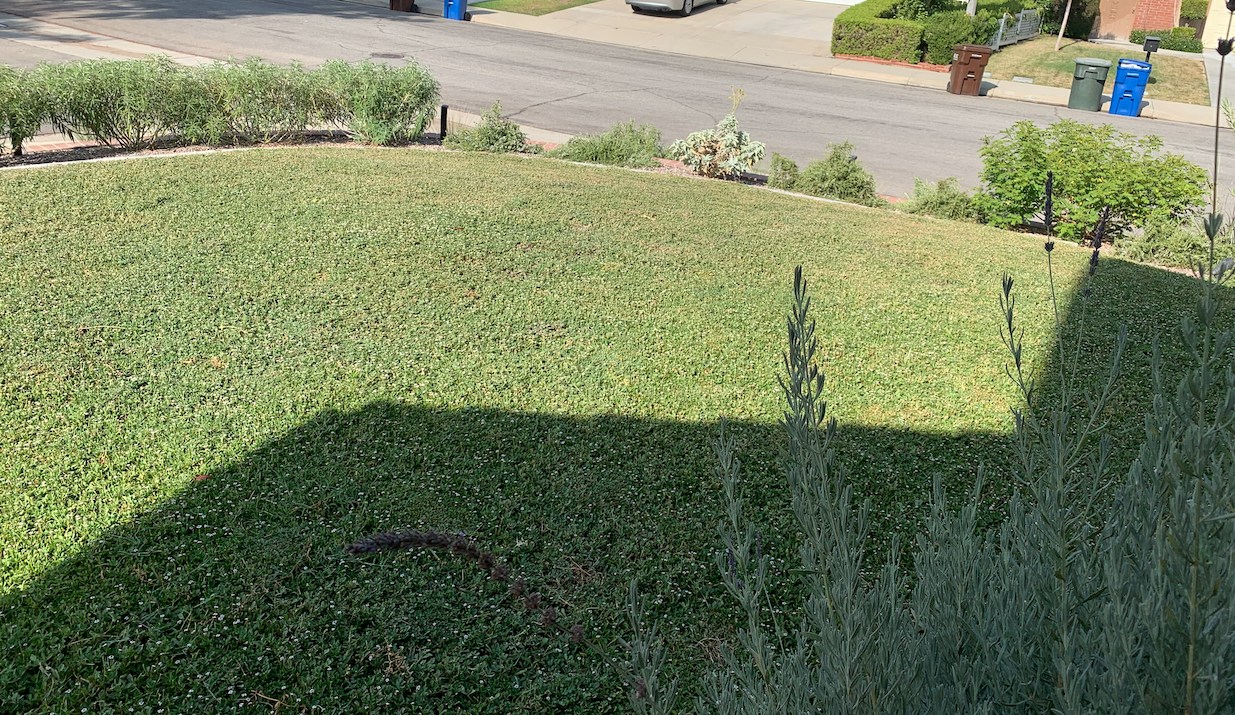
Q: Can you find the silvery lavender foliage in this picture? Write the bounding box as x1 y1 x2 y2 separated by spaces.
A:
620 580 680 715
660 260 1235 715
697 267 921 715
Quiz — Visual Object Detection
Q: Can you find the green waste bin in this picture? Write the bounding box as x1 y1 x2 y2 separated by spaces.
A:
1068 57 1112 111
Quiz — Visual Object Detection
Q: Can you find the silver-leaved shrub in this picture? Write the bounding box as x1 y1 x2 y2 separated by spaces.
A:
622 263 1235 714
667 114 765 180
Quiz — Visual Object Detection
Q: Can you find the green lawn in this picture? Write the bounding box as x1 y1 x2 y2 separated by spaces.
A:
987 36 1211 105
0 147 1217 713
471 0 600 16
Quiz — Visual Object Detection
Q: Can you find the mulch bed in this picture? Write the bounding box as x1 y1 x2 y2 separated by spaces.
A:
833 53 952 73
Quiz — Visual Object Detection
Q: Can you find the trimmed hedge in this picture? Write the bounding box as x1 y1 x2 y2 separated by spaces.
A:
922 11 1000 65
832 0 926 64
1179 0 1208 20
1131 27 1204 52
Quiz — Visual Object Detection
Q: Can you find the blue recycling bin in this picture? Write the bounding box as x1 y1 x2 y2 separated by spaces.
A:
1108 59 1152 117
444 0 469 19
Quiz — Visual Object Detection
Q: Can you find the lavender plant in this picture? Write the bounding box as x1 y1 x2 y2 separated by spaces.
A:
619 201 1235 713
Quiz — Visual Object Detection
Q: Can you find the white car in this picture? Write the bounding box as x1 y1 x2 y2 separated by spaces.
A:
627 0 724 16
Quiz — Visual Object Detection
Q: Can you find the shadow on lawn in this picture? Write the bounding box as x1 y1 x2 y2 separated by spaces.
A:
0 402 1010 712
0 257 1222 713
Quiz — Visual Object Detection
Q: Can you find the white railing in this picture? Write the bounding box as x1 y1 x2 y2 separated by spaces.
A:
990 8 1042 50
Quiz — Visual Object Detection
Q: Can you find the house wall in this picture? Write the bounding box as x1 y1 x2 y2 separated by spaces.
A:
1202 0 1229 46
1095 0 1141 38
1131 0 1181 30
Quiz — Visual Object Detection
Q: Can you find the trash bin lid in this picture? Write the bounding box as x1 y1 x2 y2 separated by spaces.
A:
1118 59 1151 69
954 43 993 54
1074 57 1112 67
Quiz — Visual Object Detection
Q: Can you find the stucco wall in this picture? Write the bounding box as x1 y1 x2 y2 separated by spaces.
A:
1203 0 1230 46
1096 0 1142 39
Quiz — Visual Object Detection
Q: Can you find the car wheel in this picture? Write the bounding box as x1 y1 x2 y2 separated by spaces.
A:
715 0 726 5
631 5 643 11
680 0 693 15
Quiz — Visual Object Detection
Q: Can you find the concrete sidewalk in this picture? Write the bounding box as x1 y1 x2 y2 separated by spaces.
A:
466 0 1217 126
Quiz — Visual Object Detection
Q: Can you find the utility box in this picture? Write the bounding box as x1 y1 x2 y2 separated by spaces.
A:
1068 57 1112 111
948 44 993 96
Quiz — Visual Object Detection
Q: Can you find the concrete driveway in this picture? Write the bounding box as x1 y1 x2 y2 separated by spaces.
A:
471 0 845 70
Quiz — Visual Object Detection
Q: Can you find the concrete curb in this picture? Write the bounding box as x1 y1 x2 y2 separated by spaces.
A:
19 107 573 159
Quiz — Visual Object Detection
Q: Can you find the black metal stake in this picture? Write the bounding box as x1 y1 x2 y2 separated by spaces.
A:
440 105 449 142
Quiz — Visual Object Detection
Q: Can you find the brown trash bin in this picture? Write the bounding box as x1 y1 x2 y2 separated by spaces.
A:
390 0 416 11
947 44 993 96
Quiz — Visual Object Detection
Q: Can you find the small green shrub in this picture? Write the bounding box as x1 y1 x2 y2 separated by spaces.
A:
0 66 47 155
1179 0 1209 19
831 0 926 63
766 153 800 190
980 0 1044 14
194 58 327 143
547 121 662 168
922 11 999 65
1131 27 1204 52
791 142 882 206
0 57 442 152
36 57 185 149
1043 0 1098 38
977 119 1207 240
900 177 982 221
444 101 528 153
1116 214 1214 267
667 114 765 180
319 60 439 145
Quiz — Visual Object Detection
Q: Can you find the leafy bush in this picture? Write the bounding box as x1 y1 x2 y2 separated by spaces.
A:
318 60 439 145
766 153 800 190
980 0 1044 14
895 0 961 21
922 10 999 65
900 177 982 221
977 119 1207 240
624 263 1235 715
0 66 46 155
667 114 765 180
35 57 185 149
547 121 662 168
790 142 882 206
1131 27 1204 52
1043 0 1098 38
832 0 926 63
443 101 529 153
1179 0 1209 19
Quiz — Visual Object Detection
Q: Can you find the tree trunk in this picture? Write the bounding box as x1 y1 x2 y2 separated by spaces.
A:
1055 0 1073 50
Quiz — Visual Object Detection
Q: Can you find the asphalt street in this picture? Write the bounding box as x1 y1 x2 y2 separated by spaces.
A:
1 0 1231 197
